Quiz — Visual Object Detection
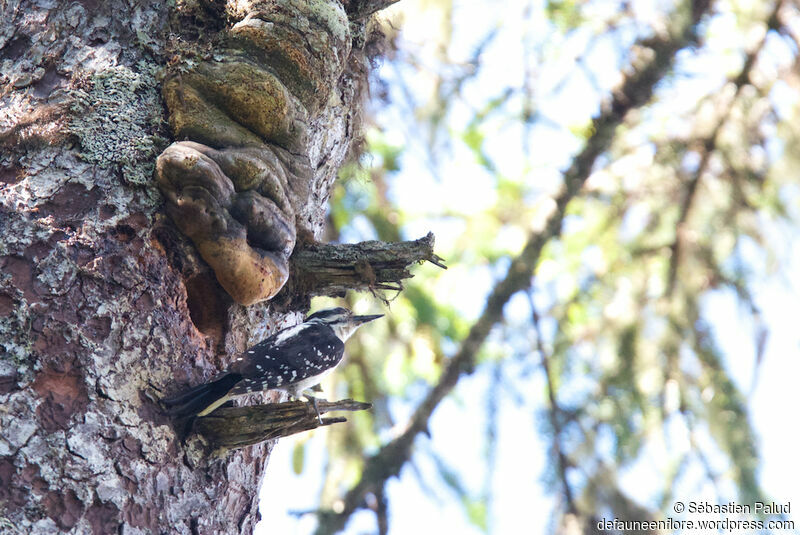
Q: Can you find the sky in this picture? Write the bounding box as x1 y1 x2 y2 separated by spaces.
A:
255 1 800 533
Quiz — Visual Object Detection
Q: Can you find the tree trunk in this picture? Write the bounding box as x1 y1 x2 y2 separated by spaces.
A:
0 0 369 532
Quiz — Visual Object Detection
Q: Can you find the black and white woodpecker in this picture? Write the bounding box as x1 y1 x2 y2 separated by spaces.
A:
161 308 383 421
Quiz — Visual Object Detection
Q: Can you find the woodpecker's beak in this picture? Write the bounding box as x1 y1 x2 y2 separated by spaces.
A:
353 314 383 325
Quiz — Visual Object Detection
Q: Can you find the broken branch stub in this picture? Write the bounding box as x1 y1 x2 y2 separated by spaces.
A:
288 232 447 299
194 399 372 452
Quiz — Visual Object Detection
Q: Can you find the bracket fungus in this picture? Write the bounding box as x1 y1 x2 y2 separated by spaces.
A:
156 0 351 305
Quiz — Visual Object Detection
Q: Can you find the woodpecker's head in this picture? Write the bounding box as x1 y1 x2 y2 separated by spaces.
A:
306 307 383 342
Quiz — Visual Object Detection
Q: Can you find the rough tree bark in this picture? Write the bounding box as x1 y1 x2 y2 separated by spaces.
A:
0 0 397 533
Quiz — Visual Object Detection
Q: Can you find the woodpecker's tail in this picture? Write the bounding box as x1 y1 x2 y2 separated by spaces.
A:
161 373 242 419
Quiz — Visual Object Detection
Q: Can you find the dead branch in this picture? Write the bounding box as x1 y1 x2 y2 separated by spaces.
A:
194 399 372 453
286 232 446 301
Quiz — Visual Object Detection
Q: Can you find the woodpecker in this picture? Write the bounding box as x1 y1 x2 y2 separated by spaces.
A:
161 307 383 420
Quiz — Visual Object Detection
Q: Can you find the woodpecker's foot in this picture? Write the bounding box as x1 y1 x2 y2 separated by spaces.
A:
303 394 326 425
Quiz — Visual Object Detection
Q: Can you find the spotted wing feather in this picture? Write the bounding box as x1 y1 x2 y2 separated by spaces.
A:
227 323 344 395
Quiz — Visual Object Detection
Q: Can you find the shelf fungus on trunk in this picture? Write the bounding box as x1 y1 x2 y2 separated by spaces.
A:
156 0 351 305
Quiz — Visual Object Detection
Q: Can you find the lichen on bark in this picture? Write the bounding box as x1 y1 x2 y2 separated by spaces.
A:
68 63 166 186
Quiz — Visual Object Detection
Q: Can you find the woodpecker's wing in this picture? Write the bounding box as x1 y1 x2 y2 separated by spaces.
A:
227 323 345 395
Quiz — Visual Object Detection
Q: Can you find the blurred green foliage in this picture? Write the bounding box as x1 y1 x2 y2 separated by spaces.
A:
302 0 800 532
